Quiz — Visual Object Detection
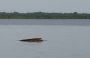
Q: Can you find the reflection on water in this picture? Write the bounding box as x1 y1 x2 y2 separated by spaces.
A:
0 19 90 58
0 19 90 25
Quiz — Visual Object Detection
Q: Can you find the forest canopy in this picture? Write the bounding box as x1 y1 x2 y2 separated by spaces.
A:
0 12 89 19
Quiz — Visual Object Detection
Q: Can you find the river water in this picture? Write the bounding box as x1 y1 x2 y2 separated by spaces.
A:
0 19 90 58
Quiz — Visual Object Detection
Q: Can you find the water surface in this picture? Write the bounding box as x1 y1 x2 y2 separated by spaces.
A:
0 19 90 25
0 19 90 58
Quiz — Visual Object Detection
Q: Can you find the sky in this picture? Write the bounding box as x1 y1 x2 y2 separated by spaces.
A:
0 0 90 13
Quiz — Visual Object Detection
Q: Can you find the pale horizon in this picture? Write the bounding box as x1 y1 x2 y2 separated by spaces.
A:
0 0 90 13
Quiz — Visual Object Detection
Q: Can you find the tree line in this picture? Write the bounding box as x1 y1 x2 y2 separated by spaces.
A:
0 12 90 19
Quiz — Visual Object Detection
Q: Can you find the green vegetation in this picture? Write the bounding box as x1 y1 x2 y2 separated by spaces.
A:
0 12 90 19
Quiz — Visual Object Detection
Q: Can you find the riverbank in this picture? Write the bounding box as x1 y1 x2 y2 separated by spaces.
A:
0 12 90 19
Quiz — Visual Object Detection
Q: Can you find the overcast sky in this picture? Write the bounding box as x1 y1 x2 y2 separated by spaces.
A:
0 0 90 13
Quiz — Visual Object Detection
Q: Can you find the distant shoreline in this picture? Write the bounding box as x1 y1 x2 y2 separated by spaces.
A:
0 12 90 19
